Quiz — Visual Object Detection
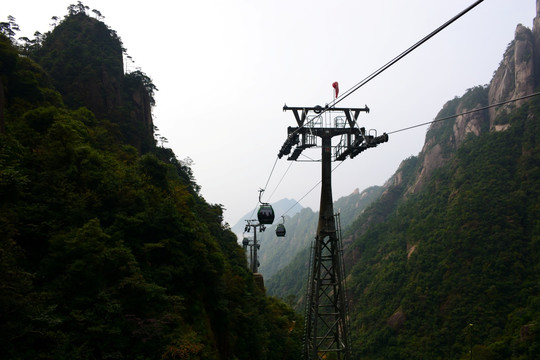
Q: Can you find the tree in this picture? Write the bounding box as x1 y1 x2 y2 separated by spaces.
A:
91 9 104 20
50 16 60 28
0 10 304 359
126 70 158 106
0 16 20 42
67 1 89 16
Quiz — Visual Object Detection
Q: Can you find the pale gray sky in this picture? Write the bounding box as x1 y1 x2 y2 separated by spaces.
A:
3 0 535 225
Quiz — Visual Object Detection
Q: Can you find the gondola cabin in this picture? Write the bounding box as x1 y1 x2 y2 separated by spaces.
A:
276 223 286 237
257 204 275 224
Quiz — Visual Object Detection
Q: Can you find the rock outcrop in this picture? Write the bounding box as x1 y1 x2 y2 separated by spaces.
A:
534 0 540 85
33 13 155 152
357 0 540 231
408 0 540 195
488 24 535 125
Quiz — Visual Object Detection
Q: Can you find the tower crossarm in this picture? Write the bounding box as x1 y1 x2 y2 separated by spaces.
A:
283 104 370 125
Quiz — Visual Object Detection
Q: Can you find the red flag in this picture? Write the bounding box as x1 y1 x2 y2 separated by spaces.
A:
332 81 339 98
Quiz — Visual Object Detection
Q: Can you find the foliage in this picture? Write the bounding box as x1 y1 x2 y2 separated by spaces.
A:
126 70 158 106
344 98 540 359
424 85 489 157
31 12 124 112
0 15 20 42
266 77 539 359
25 7 156 153
0 13 301 360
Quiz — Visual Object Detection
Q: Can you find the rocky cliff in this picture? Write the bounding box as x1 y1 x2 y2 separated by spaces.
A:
489 23 535 124
33 12 155 152
385 1 540 199
349 0 540 239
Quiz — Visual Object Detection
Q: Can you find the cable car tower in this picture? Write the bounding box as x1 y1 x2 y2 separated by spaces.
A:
279 103 388 360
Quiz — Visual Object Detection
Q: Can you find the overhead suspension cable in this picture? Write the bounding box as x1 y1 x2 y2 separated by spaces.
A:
332 0 485 108
286 0 485 140
274 91 540 221
254 0 484 215
255 156 280 206
279 161 345 219
387 92 540 135
248 156 279 221
267 161 294 203
262 156 279 193
245 91 538 222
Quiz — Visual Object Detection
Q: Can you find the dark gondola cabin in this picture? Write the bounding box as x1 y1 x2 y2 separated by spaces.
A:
276 223 286 237
257 204 275 224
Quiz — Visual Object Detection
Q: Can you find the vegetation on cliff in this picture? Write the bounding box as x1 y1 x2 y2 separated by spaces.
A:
345 99 540 359
0 7 301 359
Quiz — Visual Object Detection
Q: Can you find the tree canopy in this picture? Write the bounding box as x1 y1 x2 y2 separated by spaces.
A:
0 11 302 359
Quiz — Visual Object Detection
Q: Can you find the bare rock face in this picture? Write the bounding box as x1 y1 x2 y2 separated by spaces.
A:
411 3 539 195
514 26 535 99
488 24 535 127
452 103 486 143
408 142 442 194
488 43 517 122
352 1 540 259
130 83 154 135
387 310 406 331
413 99 488 196
489 0 540 125
533 0 540 83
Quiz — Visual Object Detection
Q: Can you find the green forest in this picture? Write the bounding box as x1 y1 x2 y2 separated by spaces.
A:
267 88 540 358
3 2 540 360
0 7 301 360
345 98 540 359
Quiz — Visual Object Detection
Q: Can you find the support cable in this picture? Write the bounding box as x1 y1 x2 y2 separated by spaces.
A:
332 0 484 108
272 86 540 219
251 156 280 220
253 0 485 220
267 161 295 203
279 161 345 218
262 156 280 195
387 92 540 135
286 0 484 139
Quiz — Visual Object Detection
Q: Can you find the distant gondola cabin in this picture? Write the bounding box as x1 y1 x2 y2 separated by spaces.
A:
257 204 275 224
276 223 286 237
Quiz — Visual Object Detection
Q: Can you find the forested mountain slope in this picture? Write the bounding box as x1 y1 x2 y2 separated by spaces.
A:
347 99 540 358
344 9 540 359
0 8 301 359
268 2 540 358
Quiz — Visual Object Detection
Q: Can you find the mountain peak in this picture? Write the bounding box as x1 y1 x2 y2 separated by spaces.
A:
32 12 155 152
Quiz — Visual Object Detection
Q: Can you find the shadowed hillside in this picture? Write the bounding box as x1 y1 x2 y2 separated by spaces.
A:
0 7 302 359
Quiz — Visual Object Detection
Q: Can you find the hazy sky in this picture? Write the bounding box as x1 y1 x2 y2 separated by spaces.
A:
3 0 536 225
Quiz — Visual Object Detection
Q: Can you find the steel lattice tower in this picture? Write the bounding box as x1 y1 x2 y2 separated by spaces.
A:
279 104 388 360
